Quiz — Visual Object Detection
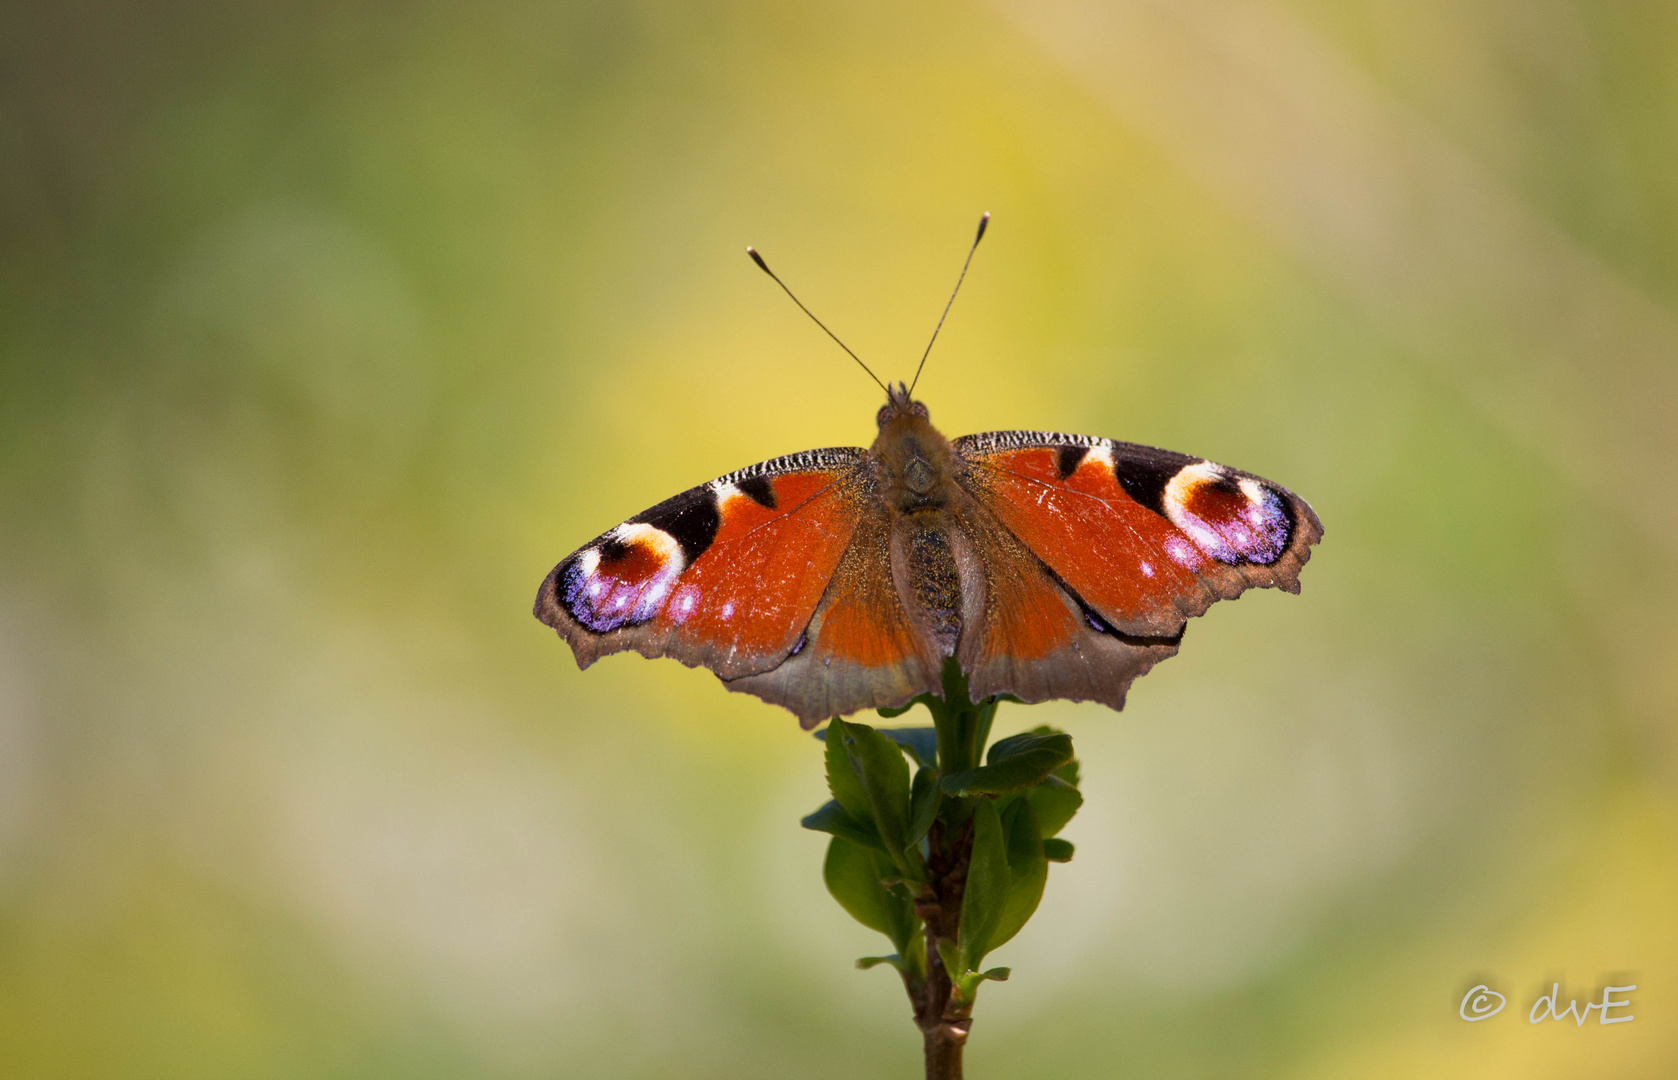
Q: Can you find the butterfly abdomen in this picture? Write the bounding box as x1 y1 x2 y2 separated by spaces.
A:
893 524 965 659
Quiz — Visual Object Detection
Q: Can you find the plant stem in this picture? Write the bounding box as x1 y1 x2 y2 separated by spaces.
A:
911 663 995 1080
914 815 973 1078
922 1021 968 1080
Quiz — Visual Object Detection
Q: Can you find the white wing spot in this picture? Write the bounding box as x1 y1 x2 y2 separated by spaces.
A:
1164 535 1201 567
669 585 700 625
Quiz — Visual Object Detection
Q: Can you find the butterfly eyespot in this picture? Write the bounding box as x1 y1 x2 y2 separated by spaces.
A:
1163 462 1291 565
559 525 687 633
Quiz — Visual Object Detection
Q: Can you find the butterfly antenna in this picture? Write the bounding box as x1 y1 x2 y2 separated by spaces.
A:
908 211 989 397
746 246 889 395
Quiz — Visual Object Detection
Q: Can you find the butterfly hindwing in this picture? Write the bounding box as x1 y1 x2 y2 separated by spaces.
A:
951 494 1182 710
535 449 871 680
953 431 1323 639
726 503 942 726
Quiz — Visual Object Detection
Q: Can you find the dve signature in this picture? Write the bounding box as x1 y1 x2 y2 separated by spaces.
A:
1459 981 1635 1025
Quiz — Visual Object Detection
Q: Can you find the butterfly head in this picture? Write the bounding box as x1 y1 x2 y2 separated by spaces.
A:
877 381 930 428
873 383 950 512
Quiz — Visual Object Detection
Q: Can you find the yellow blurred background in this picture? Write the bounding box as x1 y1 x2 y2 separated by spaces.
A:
2 1 1675 1076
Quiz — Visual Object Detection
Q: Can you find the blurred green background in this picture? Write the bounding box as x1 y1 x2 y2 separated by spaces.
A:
2 1 1675 1076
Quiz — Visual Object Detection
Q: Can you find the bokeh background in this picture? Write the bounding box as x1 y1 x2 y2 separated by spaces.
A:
2 1 1676 1076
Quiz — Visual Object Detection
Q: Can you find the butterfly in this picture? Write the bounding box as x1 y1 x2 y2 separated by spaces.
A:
535 216 1323 727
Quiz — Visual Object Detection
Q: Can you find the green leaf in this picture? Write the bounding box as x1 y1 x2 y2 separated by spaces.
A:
941 732 1074 796
801 800 887 855
840 720 920 879
985 729 1069 766
902 924 927 981
953 966 1012 1002
825 724 946 768
988 797 1049 952
879 727 939 768
937 659 974 712
907 766 939 847
1017 725 1081 786
818 724 938 768
1029 775 1083 838
1043 838 1075 862
936 939 961 986
875 697 926 719
857 932 926 983
956 798 1010 977
822 837 917 956
824 719 872 824
861 930 927 981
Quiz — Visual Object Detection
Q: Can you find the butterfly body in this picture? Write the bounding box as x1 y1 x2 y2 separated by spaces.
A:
536 383 1322 727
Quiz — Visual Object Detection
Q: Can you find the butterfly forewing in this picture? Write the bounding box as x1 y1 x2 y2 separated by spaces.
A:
953 431 1322 638
535 448 870 679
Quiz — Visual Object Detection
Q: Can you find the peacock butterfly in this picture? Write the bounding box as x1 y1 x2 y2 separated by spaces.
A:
534 215 1323 727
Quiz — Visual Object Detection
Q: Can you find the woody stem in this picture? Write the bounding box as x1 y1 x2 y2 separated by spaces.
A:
912 670 995 1080
915 815 973 1079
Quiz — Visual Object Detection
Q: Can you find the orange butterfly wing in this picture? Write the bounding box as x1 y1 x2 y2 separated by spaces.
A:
727 504 942 725
953 432 1323 639
535 449 942 723
536 450 868 679
949 494 1183 711
538 430 1322 723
